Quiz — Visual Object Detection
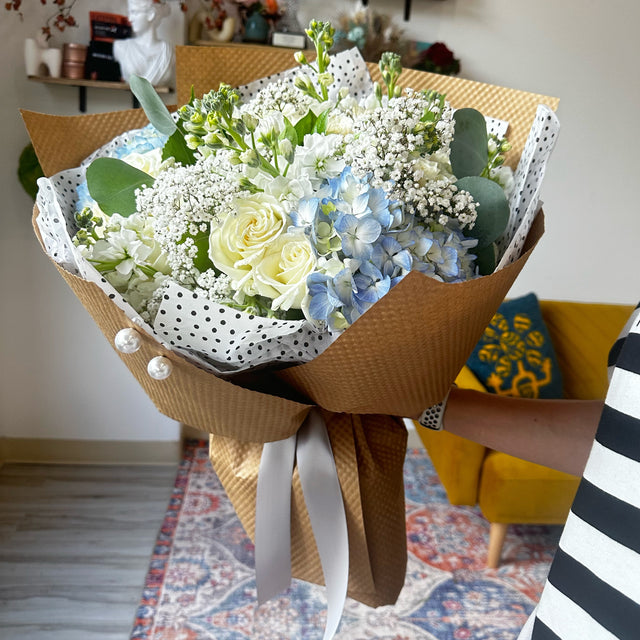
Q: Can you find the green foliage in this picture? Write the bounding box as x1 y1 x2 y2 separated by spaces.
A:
192 230 215 273
379 51 403 99
313 108 331 134
450 108 488 178
474 243 498 276
17 143 44 201
129 75 177 137
281 116 299 148
129 75 196 166
162 128 196 165
294 110 318 141
455 175 509 250
299 20 336 101
86 158 154 217
416 89 446 155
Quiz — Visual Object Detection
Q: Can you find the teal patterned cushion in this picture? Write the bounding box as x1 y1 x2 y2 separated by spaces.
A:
467 293 563 399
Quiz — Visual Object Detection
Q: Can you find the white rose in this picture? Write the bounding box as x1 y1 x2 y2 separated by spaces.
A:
122 148 165 177
413 154 452 184
208 193 288 296
326 112 354 136
254 228 317 311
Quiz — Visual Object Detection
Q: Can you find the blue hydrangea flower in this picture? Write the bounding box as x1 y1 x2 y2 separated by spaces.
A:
353 261 391 306
371 235 413 279
334 213 381 260
113 124 167 159
304 168 478 329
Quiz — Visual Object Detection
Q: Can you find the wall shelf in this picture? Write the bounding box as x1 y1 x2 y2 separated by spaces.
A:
27 75 172 113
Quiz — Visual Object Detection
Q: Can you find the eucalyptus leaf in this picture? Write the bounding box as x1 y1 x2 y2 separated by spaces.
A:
162 128 196 166
129 75 177 137
474 242 498 276
86 157 154 217
450 108 488 178
456 175 509 249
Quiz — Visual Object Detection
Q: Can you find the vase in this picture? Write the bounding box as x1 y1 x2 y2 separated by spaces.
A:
24 38 62 78
243 12 269 43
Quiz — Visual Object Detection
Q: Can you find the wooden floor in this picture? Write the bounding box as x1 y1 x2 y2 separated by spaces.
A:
0 462 178 640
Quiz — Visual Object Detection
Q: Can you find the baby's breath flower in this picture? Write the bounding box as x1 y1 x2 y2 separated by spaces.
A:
137 153 247 283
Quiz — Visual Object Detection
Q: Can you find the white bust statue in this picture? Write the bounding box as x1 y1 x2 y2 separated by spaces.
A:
113 0 175 86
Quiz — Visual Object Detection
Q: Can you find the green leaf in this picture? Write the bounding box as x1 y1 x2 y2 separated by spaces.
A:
129 75 177 137
162 129 196 166
86 157 154 217
312 108 331 134
456 175 509 250
17 143 44 201
474 242 498 276
450 108 488 178
193 231 214 273
281 115 299 147
294 110 317 142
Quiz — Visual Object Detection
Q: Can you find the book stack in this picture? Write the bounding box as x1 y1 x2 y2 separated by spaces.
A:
85 11 132 82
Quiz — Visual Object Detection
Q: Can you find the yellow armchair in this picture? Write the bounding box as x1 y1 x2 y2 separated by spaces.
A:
417 300 634 567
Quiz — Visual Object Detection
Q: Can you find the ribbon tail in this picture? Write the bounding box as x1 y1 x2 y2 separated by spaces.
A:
297 408 349 640
255 433 297 605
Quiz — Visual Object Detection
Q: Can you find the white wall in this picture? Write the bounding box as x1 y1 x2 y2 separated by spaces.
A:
299 0 640 303
0 1 181 441
1 0 639 441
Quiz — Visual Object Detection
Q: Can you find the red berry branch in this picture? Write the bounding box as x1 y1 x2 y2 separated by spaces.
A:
4 0 78 41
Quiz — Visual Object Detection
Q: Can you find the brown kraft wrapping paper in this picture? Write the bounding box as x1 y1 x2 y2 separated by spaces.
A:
23 45 554 608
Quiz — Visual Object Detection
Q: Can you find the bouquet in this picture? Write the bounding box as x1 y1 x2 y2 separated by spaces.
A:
24 20 559 636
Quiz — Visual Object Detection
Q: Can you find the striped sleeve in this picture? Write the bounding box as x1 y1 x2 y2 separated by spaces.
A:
527 303 640 640
607 303 640 375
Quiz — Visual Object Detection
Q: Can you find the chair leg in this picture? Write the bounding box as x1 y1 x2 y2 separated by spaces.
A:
487 522 508 568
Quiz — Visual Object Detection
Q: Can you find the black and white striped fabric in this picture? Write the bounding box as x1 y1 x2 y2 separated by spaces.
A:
519 303 640 639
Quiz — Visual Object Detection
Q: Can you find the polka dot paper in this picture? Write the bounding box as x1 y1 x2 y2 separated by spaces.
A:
497 105 560 268
155 283 337 374
238 48 374 103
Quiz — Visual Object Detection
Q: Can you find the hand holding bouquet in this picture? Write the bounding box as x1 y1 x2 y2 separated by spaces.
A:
24 20 559 633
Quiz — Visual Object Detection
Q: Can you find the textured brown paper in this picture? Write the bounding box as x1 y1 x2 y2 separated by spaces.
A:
23 46 554 607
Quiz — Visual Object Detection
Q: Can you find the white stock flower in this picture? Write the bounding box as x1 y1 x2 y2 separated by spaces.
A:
290 133 345 186
254 227 317 311
126 272 171 313
208 193 288 296
260 175 314 211
257 111 286 140
80 212 171 314
490 165 516 198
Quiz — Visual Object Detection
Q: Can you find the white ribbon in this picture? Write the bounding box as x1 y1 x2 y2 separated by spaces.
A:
255 430 297 604
255 408 349 640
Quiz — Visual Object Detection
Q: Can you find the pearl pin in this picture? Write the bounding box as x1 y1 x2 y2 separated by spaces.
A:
114 328 141 354
147 356 173 380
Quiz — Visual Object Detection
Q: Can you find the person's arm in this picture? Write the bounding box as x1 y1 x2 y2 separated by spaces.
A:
419 388 603 477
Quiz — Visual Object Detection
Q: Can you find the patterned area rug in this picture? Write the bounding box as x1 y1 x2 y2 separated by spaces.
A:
131 440 561 640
